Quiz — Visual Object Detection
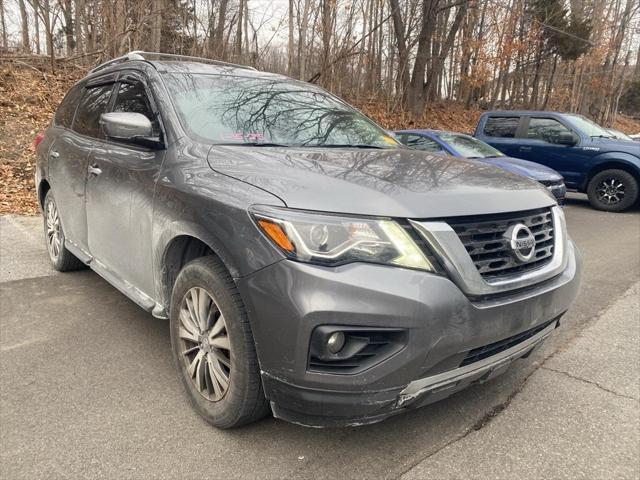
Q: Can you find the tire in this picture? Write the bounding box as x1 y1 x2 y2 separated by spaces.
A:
169 256 269 428
587 169 639 212
42 190 85 271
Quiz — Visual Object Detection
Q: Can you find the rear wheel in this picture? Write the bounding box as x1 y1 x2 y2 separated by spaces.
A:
587 169 638 212
42 190 85 271
169 256 269 428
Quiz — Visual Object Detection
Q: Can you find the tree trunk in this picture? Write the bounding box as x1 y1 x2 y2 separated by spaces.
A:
74 0 83 55
61 0 75 54
407 0 440 116
150 0 164 52
320 0 335 87
214 0 229 59
426 1 467 102
389 0 409 103
236 0 244 59
287 0 293 75
298 0 311 80
18 0 30 52
541 55 557 110
34 4 40 54
0 0 8 49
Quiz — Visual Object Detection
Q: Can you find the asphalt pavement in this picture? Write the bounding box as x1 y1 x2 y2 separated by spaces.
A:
1 193 639 479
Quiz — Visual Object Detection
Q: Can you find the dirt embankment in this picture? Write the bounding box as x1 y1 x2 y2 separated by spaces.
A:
1 65 639 215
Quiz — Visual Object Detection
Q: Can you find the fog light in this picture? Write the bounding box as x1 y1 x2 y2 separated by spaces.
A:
327 331 346 354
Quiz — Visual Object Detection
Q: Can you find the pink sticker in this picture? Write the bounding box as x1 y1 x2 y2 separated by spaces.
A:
220 132 266 141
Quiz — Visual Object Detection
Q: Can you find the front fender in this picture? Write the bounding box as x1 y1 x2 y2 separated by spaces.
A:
584 152 640 189
590 151 640 171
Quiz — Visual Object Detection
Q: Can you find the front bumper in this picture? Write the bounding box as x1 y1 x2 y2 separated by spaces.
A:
236 241 582 427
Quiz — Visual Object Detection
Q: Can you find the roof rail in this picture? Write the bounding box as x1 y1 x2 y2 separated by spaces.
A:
89 52 145 74
89 51 257 74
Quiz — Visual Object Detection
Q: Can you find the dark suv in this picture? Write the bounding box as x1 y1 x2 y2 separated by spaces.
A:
35 52 582 428
475 111 640 212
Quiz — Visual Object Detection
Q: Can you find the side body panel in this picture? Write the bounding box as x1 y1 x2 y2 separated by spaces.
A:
85 141 165 297
150 138 287 312
47 128 94 253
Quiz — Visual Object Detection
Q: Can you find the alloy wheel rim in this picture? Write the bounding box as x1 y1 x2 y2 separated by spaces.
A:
178 287 231 401
45 199 61 260
596 178 625 204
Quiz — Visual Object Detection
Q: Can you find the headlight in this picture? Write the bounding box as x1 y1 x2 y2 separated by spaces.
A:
250 205 435 272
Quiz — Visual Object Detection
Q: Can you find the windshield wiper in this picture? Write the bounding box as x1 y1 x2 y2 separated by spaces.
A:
214 142 290 147
590 135 613 139
312 144 389 149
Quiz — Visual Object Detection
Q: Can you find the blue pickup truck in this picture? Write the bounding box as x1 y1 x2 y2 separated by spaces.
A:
475 111 640 212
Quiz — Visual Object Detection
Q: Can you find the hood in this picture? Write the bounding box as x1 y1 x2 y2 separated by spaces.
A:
207 146 555 218
590 137 640 154
478 156 563 182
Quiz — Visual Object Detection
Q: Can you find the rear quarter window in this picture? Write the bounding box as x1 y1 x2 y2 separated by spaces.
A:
483 116 519 138
54 84 84 128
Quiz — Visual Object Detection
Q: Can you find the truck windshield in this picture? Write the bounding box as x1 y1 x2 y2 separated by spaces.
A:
437 133 505 158
565 114 613 138
161 73 399 148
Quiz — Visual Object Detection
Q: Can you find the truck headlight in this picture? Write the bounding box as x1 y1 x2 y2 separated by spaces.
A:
250 205 435 272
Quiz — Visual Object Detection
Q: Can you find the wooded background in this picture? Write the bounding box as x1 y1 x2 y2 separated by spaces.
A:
1 0 639 124
0 0 639 215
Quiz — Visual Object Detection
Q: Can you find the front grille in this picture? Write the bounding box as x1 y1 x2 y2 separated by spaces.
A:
448 208 555 280
460 320 554 367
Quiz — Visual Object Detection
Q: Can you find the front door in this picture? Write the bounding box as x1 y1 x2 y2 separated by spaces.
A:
85 76 165 298
515 116 588 189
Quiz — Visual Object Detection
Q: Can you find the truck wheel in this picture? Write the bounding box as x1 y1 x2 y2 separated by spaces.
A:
587 169 638 212
169 256 269 428
42 190 85 271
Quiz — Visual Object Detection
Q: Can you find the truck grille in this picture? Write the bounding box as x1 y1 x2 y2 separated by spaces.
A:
448 208 555 280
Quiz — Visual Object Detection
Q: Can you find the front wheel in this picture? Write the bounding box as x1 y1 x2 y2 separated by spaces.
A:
587 169 639 212
169 256 269 428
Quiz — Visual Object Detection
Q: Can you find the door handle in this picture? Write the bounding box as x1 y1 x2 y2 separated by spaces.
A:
519 146 532 151
88 165 102 176
49 151 59 158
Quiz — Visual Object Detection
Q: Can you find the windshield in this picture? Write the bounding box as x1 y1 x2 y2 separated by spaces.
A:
161 73 399 148
565 114 613 138
437 133 505 158
608 129 633 141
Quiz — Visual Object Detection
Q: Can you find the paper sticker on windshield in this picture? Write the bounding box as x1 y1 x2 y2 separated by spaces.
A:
381 135 398 145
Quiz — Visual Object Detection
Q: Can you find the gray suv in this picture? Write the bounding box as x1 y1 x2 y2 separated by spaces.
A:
35 52 582 428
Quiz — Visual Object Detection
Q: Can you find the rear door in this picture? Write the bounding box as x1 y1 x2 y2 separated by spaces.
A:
48 81 114 255
85 72 166 298
515 116 587 188
478 116 522 158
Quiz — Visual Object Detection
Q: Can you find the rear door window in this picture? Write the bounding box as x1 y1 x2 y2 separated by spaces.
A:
73 84 115 139
54 84 84 128
402 135 445 153
527 117 572 144
483 117 519 138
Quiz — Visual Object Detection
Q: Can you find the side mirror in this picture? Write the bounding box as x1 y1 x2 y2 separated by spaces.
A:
100 112 163 148
554 132 578 146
